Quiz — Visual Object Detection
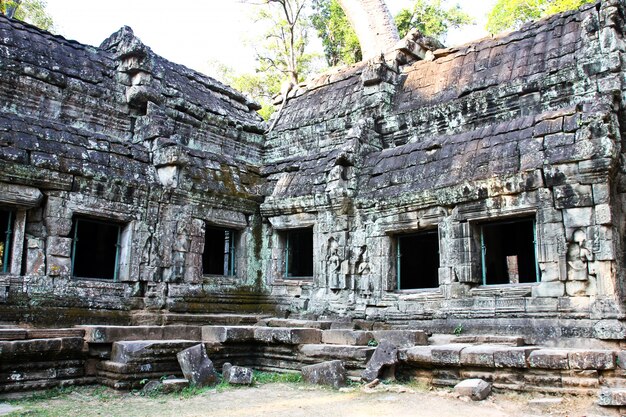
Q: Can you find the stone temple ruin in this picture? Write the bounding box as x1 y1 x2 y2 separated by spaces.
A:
2 0 626 406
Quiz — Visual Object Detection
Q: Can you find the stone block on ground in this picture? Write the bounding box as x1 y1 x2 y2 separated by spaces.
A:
141 380 162 395
598 388 626 406
301 360 347 388
161 378 189 393
454 378 492 401
361 340 398 382
322 330 372 346
176 343 219 387
222 362 254 385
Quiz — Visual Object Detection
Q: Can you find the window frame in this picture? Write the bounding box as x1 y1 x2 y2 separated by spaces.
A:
395 229 440 291
70 217 123 281
479 217 539 286
284 228 314 280
202 226 236 277
0 209 14 274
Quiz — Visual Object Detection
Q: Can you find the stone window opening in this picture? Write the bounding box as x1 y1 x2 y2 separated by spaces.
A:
284 228 313 279
479 217 539 285
71 217 123 281
202 227 236 276
396 230 440 290
0 209 14 274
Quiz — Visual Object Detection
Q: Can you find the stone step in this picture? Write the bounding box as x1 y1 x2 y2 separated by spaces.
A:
98 360 182 375
372 330 429 347
110 340 197 364
202 326 255 343
163 313 271 326
79 325 201 343
257 318 334 330
321 330 372 346
299 344 375 362
0 337 84 359
454 335 526 346
0 329 27 341
400 344 617 371
26 328 85 339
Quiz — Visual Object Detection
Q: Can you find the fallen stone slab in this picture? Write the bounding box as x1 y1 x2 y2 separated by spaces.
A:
322 330 372 346
141 380 162 395
361 340 398 382
598 388 626 406
372 330 428 348
454 378 492 401
301 360 347 388
202 326 255 343
161 378 189 393
222 363 254 385
176 343 219 387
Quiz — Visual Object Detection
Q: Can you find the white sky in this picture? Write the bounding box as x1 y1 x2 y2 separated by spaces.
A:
45 0 497 78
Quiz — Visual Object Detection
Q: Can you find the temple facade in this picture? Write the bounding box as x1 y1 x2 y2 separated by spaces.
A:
1 0 626 346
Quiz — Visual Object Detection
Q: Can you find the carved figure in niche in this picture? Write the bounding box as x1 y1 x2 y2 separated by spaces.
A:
326 237 344 289
567 228 594 281
355 245 372 295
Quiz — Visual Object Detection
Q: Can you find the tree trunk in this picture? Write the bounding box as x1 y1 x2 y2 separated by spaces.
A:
337 0 400 60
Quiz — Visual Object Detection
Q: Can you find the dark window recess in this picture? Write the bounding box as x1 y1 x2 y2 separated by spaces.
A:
202 227 235 276
0 209 14 274
71 218 121 280
397 231 440 290
285 228 313 278
481 218 538 285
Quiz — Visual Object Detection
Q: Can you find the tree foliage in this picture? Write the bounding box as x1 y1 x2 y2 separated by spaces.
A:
486 0 595 34
394 0 473 40
312 0 473 67
254 0 317 86
311 0 361 66
0 0 54 31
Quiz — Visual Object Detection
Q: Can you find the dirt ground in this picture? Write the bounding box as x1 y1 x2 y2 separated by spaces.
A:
2 382 622 417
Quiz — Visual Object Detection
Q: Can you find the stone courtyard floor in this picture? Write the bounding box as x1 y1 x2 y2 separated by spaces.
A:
1 382 620 417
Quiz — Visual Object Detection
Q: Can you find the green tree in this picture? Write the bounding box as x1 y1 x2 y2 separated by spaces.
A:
486 0 595 34
394 0 473 39
0 0 54 31
312 0 361 66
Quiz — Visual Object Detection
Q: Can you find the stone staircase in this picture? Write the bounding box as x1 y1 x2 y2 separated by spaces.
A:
0 328 92 393
2 315 626 410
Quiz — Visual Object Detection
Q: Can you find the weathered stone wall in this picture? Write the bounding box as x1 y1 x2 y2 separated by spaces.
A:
262 0 626 344
0 16 277 324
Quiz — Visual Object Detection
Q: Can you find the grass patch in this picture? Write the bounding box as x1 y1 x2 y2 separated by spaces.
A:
254 371 302 384
8 386 75 404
